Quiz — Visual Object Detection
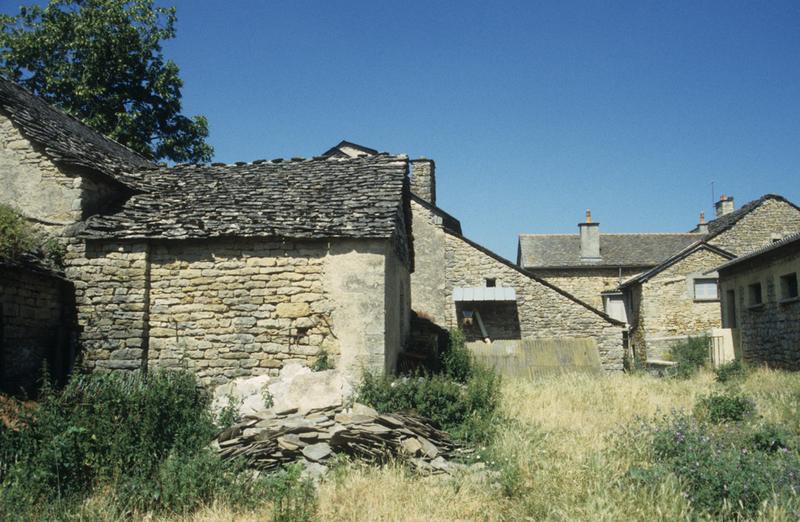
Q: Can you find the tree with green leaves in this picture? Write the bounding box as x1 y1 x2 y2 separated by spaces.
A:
0 0 213 163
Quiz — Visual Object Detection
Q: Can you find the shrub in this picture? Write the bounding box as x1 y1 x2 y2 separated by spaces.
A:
440 328 472 383
358 330 501 443
0 370 318 519
311 348 333 371
695 392 756 423
714 359 748 383
644 414 800 518
667 336 709 378
0 203 38 261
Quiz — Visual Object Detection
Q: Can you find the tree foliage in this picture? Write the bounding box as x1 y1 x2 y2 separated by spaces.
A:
0 0 213 163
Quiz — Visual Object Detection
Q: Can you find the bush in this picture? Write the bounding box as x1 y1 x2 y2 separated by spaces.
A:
667 336 709 378
714 359 748 383
0 203 38 261
358 330 501 443
440 329 472 383
0 204 66 269
642 414 800 518
695 392 756 423
0 370 317 519
311 348 333 371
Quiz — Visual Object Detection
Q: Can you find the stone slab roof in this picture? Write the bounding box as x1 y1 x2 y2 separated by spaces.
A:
518 233 703 269
0 77 155 189
80 154 410 241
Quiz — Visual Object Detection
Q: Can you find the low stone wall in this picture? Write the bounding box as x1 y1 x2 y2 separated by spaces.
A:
0 264 75 394
66 238 408 385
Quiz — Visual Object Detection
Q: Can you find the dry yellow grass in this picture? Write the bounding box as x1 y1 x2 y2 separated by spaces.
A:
143 368 800 521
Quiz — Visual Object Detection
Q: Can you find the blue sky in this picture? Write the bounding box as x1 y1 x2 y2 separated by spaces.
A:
8 1 800 259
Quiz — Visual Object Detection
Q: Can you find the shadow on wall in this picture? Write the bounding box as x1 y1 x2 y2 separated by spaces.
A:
0 272 79 397
455 302 522 342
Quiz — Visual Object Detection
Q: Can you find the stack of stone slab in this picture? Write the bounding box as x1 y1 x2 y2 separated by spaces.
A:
215 402 461 475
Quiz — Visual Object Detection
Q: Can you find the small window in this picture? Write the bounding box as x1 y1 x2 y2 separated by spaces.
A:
485 278 496 288
748 282 763 306
693 278 718 301
780 273 798 300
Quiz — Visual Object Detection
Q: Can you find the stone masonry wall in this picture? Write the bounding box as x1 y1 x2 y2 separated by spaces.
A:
530 267 643 310
0 112 126 229
64 240 149 371
66 238 405 385
720 249 800 369
444 233 625 371
710 199 800 256
0 265 73 394
0 113 80 225
409 200 448 325
631 248 729 360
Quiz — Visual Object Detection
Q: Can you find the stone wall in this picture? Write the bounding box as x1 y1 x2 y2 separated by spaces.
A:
64 240 149 371
529 267 642 310
0 264 75 394
443 233 625 371
66 237 408 385
719 247 800 369
409 200 448 325
0 113 80 225
0 112 125 229
710 199 800 256
629 248 728 360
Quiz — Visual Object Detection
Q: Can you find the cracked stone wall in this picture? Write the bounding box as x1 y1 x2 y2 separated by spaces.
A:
66 238 408 385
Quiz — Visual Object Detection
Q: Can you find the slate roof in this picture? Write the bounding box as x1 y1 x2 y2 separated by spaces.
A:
80 154 410 241
0 76 155 189
518 233 703 269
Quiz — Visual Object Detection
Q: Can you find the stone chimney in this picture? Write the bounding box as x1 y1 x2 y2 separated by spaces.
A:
696 211 708 234
715 194 734 218
410 159 436 206
579 209 601 262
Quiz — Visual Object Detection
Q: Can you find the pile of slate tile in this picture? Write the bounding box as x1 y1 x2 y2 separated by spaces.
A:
215 402 463 475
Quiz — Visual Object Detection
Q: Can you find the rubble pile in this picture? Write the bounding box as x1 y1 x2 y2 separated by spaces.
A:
215 402 463 475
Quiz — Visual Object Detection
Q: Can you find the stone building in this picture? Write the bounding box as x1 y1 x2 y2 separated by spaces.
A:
0 78 413 385
618 195 800 360
518 211 702 320
519 195 800 361
717 232 800 369
324 142 627 371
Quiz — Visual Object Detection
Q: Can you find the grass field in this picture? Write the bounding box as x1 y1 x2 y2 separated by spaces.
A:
143 367 800 522
9 370 800 522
